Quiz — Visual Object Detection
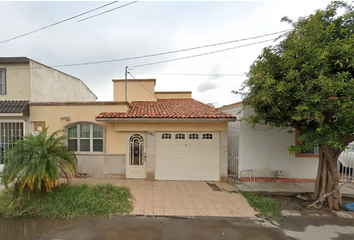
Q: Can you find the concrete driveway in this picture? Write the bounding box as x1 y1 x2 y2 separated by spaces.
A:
70 179 258 218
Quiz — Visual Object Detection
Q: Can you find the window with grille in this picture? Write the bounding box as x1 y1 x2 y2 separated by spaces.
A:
67 124 104 152
0 69 6 95
162 133 171 139
189 133 199 139
175 133 185 139
202 133 213 139
0 122 24 163
295 130 319 157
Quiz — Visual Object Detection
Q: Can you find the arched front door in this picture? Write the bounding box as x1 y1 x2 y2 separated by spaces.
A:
126 133 146 179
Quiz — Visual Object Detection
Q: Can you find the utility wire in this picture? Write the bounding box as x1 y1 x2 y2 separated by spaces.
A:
128 72 158 99
129 38 278 70
77 1 138 22
4 30 288 71
132 72 247 76
0 1 118 44
49 29 290 68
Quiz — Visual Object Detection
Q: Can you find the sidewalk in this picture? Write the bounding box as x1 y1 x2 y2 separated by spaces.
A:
234 181 354 197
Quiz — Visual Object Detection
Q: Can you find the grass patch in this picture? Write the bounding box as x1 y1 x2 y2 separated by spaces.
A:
0 183 133 219
240 191 286 221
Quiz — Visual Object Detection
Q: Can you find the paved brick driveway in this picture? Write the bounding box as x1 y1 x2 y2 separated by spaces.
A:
69 179 258 218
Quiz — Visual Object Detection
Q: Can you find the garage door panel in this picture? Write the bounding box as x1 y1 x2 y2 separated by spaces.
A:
155 132 220 181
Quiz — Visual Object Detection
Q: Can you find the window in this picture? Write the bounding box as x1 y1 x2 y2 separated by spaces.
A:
67 124 104 152
175 133 185 139
0 69 6 95
295 130 319 157
162 133 171 139
189 133 199 139
202 133 213 139
33 121 46 132
0 122 24 163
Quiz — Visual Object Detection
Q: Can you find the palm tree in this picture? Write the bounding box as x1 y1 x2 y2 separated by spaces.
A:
1 129 77 195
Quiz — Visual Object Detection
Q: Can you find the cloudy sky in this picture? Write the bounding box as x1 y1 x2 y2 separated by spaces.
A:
0 0 344 107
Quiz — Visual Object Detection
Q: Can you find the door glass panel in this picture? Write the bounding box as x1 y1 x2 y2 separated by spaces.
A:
130 134 144 166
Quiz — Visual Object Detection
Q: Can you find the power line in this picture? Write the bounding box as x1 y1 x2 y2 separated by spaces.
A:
129 38 278 69
77 1 138 22
46 30 291 68
127 72 158 99
0 1 118 45
4 30 288 71
132 72 247 76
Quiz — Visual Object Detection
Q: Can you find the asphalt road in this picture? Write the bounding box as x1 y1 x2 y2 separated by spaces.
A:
1 215 354 240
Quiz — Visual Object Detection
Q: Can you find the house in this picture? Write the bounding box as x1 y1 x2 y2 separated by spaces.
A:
0 57 97 162
29 79 236 181
217 102 318 182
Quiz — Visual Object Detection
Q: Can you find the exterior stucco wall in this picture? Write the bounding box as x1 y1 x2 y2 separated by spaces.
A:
220 131 228 182
113 80 156 102
154 92 191 99
146 131 155 180
30 104 129 154
114 122 228 132
0 63 31 100
76 154 125 179
30 61 96 102
237 107 318 179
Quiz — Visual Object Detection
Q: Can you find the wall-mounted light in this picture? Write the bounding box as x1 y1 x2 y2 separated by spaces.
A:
60 116 70 121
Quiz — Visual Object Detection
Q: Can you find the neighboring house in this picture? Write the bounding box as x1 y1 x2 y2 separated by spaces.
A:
30 79 236 181
0 57 97 164
217 102 318 182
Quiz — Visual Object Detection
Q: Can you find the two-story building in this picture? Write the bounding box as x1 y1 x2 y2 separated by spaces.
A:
0 57 96 161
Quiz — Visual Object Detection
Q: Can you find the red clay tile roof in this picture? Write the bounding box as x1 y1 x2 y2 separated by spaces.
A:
96 99 235 119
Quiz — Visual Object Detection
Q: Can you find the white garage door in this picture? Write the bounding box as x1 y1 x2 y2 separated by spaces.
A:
155 132 220 181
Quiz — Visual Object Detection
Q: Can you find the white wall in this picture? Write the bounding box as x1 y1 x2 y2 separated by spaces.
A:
30 61 97 102
233 107 318 179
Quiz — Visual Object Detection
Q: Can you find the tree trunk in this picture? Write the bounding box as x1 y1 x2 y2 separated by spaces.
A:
312 145 343 209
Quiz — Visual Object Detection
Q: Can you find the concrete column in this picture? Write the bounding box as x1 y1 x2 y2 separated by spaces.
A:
220 131 228 182
146 131 155 181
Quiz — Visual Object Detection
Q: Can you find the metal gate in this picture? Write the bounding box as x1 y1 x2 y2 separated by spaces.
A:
338 151 354 182
227 135 239 180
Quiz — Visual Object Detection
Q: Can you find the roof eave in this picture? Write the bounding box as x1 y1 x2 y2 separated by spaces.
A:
95 118 236 123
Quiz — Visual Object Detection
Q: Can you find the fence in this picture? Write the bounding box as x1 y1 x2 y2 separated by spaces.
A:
338 151 354 182
227 135 239 180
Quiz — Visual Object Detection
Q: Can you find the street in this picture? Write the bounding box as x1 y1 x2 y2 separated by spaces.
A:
1 215 354 240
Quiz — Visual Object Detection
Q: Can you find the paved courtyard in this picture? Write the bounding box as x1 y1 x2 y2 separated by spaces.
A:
69 179 258 218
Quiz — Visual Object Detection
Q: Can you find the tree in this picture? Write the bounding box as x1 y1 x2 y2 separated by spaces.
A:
1 129 77 195
238 1 354 209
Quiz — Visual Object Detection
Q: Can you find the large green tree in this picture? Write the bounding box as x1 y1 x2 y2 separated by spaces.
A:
238 1 354 209
1 129 77 195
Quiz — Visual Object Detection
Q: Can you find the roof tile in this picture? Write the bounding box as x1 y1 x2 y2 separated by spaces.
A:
96 99 235 120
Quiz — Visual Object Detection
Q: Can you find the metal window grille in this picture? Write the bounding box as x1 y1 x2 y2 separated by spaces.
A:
0 122 24 164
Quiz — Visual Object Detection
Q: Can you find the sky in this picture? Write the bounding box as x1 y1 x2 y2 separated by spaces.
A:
0 0 345 107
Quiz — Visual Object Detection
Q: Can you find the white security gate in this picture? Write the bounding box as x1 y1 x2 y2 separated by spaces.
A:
0 122 24 164
155 132 220 181
338 151 354 182
227 135 239 180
